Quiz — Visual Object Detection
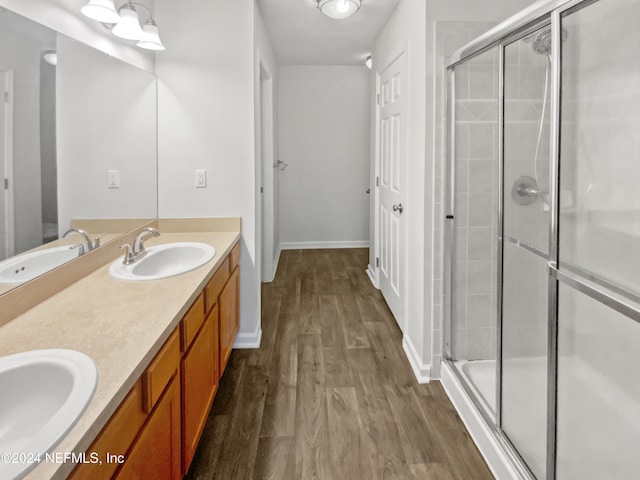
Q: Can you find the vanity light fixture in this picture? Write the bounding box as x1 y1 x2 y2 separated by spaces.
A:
80 0 165 51
317 0 362 20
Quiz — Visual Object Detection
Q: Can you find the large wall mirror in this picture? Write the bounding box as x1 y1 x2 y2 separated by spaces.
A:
0 8 157 294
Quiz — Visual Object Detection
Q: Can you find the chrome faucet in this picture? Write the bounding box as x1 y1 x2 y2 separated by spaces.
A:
63 228 92 255
62 228 104 255
120 228 160 265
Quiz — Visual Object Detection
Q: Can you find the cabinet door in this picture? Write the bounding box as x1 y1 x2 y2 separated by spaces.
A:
114 375 181 480
219 267 239 374
181 308 218 474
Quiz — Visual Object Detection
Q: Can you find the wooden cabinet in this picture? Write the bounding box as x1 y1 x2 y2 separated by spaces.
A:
70 241 240 480
181 305 218 474
114 376 181 480
219 266 239 374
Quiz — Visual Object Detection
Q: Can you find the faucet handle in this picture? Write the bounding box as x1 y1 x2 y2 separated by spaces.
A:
69 243 86 256
119 243 135 265
92 233 106 249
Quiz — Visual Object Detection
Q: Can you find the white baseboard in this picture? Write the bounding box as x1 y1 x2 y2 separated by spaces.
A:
233 327 262 349
440 362 524 480
402 336 431 383
280 240 370 250
366 264 377 288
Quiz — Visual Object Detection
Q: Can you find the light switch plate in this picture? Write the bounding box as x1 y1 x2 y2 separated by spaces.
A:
107 170 120 189
195 170 206 188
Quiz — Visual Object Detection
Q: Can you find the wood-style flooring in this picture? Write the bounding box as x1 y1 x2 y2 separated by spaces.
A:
186 249 493 480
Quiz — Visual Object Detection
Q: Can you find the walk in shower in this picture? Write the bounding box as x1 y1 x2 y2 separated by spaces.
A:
442 0 640 478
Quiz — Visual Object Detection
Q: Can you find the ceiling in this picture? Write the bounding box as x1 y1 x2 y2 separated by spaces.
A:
257 0 400 65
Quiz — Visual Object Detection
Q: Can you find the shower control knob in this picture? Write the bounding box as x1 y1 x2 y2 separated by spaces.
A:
393 203 404 214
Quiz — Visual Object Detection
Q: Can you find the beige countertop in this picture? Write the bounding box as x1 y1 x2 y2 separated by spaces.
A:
0 231 241 480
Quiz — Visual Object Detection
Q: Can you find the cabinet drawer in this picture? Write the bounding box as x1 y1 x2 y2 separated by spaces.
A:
229 242 240 273
142 330 180 413
69 380 146 480
204 258 229 314
180 294 205 352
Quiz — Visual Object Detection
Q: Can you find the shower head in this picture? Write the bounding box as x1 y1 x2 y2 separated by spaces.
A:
524 27 568 56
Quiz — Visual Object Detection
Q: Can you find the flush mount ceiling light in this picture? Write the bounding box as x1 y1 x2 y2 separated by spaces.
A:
80 0 165 51
365 55 372 69
317 0 362 20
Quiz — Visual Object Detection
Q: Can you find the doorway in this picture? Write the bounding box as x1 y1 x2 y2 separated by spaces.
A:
0 69 14 261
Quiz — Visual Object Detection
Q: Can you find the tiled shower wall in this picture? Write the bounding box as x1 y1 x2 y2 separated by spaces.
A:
432 21 498 376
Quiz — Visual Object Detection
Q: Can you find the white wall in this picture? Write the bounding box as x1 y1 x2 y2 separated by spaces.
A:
0 0 154 72
254 5 279 281
56 35 157 231
155 0 261 346
278 65 371 247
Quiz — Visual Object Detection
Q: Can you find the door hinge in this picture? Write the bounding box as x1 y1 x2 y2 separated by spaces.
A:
260 187 263 193
3 178 8 190
376 176 380 187
376 257 379 268
376 94 380 105
3 91 7 103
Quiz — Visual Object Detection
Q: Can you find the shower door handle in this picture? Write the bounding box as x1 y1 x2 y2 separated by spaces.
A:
393 203 404 214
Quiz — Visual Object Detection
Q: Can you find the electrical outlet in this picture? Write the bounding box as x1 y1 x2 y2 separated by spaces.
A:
195 170 207 188
107 170 120 189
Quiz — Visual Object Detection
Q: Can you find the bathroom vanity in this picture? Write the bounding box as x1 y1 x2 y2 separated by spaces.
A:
0 220 241 480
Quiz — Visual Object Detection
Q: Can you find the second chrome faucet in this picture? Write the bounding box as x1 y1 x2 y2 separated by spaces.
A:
120 227 160 265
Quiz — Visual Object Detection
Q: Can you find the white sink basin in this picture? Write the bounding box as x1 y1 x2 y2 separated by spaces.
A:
109 242 216 281
0 246 80 284
0 349 98 480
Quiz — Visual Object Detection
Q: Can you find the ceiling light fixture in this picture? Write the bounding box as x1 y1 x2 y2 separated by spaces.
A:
365 55 372 70
80 0 165 51
317 0 362 20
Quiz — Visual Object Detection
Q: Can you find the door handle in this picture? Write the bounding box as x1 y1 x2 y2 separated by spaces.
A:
366 188 371 194
393 203 404 214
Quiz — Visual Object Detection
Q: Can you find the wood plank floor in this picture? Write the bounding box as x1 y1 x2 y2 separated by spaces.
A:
186 249 493 480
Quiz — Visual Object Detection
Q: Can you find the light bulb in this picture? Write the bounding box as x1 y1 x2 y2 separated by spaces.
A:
337 0 349 13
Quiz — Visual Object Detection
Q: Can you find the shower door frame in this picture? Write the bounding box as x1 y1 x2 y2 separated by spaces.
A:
441 0 638 479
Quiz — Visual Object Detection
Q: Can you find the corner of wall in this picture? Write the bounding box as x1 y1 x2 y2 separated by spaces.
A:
402 335 431 383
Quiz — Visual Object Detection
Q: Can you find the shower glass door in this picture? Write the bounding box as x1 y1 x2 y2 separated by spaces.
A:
555 0 640 478
500 23 552 479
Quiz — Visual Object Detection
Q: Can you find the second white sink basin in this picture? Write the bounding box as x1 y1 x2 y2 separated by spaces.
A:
0 349 98 480
0 246 80 284
109 242 216 281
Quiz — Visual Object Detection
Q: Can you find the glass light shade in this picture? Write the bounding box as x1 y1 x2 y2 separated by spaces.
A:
137 20 165 51
81 0 120 24
318 0 361 20
43 51 58 66
365 55 372 69
112 4 144 40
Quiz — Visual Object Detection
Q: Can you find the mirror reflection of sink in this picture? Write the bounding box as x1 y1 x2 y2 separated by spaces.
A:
0 246 81 285
0 349 98 480
109 242 216 281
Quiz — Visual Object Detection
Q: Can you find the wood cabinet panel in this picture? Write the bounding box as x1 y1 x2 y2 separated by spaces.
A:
114 375 181 480
180 294 205 353
142 330 180 413
69 380 146 480
204 258 229 314
229 242 240 273
219 267 239 374
181 305 219 474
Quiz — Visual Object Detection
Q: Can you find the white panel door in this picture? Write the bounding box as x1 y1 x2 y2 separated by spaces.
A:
378 53 406 330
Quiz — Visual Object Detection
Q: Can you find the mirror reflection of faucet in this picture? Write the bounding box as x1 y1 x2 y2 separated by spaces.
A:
62 229 104 255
